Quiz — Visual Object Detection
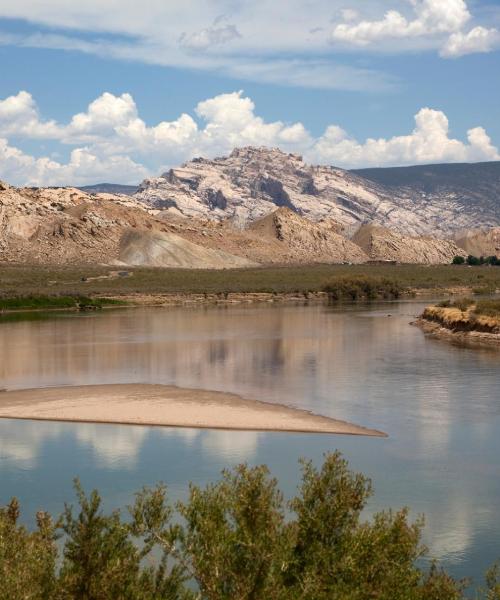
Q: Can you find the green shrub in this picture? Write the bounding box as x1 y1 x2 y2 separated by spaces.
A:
452 256 465 265
323 276 403 302
2 453 499 599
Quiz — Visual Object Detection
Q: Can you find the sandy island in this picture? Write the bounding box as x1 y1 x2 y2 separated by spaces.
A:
0 384 386 437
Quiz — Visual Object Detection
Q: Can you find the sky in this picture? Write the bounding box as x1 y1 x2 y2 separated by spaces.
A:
0 0 499 186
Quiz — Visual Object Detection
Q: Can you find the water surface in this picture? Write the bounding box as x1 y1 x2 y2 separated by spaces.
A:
0 301 499 583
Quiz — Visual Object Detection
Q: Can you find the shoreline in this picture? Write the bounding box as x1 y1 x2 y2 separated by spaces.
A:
414 318 500 349
0 285 487 314
0 384 387 437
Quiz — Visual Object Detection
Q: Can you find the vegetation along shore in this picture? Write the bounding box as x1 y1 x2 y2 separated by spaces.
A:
1 263 499 312
1 452 499 599
416 298 500 348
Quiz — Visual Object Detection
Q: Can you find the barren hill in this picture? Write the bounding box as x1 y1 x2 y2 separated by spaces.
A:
0 181 254 268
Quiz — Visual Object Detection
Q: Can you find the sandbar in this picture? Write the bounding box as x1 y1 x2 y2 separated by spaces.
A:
0 384 386 437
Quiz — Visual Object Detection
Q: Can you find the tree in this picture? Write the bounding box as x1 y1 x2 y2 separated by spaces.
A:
0 498 58 600
0 453 498 599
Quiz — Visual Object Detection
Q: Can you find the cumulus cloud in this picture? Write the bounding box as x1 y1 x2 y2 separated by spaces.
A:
0 91 61 138
0 90 498 186
441 25 500 57
309 107 500 166
0 137 148 186
331 0 499 57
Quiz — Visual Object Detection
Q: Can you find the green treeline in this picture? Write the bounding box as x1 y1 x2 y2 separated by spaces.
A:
1 452 498 599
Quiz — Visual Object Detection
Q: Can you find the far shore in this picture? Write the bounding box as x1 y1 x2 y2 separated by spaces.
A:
0 384 386 437
0 285 492 315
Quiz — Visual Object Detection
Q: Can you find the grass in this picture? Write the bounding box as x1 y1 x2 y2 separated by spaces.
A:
474 298 500 318
424 297 500 333
0 263 499 299
0 295 126 312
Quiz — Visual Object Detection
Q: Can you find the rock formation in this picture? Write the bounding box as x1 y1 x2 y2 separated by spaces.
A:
352 224 467 264
135 147 500 236
454 227 500 258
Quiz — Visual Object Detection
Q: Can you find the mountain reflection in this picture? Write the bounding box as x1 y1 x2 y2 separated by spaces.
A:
0 303 499 580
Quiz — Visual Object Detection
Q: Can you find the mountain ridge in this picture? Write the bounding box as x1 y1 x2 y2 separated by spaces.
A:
133 147 500 236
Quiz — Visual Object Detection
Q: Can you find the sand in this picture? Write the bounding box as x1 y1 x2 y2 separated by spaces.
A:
0 384 386 437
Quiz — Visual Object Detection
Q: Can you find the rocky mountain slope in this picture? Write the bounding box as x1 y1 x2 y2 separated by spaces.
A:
0 181 254 268
1 172 497 268
353 224 466 265
135 148 500 236
454 227 500 258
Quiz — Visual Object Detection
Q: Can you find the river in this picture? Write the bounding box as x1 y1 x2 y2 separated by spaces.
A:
0 300 499 584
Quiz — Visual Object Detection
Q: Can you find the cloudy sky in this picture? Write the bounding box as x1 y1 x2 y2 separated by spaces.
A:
0 0 499 185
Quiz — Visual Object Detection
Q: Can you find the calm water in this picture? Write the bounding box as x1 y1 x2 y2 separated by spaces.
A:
0 301 499 583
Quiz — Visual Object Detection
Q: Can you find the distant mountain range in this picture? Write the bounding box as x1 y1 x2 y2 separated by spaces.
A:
351 161 500 194
78 183 138 196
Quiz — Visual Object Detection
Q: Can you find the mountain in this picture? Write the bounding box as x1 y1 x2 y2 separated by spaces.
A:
0 181 254 268
78 183 138 195
351 161 500 193
135 148 500 236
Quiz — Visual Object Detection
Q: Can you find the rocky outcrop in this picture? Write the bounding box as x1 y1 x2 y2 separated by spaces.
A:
454 227 500 258
0 184 254 268
246 208 367 264
135 147 500 236
352 223 467 264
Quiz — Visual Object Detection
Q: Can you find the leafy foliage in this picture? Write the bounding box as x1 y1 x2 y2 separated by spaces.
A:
0 453 497 599
323 276 403 301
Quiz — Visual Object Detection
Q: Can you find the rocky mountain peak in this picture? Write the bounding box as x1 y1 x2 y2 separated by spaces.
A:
133 147 500 236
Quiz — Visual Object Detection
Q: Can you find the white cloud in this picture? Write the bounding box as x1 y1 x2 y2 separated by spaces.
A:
331 0 499 57
332 0 470 44
66 92 138 140
179 22 241 51
309 107 500 167
0 90 498 186
0 1 396 91
441 25 500 57
0 91 61 138
0 137 148 186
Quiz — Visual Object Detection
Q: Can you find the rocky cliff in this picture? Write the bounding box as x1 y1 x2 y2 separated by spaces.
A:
135 147 500 236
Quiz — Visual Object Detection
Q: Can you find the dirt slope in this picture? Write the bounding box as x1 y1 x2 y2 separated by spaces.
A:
118 230 256 268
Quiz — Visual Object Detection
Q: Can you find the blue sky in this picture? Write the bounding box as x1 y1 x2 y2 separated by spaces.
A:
0 0 499 185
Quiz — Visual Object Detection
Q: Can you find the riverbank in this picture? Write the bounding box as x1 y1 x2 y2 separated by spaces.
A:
415 300 500 348
1 262 499 313
0 384 386 436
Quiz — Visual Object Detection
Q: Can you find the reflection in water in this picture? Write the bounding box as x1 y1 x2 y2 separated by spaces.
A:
0 302 499 582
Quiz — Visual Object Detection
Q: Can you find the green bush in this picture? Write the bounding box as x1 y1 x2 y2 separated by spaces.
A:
452 256 465 265
323 276 403 302
1 453 499 599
